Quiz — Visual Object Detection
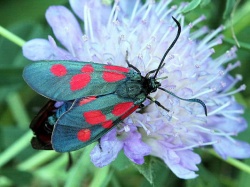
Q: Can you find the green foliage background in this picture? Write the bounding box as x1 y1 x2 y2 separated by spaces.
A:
0 0 250 186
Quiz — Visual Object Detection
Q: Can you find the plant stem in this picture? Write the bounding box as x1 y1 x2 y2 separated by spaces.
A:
17 151 59 171
0 26 25 47
0 131 32 168
6 92 30 128
206 149 250 174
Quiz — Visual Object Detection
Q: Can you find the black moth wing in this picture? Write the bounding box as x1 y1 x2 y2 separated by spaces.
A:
29 100 56 150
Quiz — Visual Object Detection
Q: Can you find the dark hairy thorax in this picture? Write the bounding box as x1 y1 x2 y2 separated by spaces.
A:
115 71 160 103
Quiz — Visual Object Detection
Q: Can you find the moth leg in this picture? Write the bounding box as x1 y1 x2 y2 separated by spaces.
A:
147 96 170 112
98 139 103 152
136 103 146 114
125 51 140 73
66 152 73 171
139 103 145 108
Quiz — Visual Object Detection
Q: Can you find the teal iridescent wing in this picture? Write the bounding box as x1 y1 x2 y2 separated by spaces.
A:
23 60 131 101
52 94 139 152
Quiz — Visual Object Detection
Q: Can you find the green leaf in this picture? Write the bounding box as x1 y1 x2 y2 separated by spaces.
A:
0 131 32 168
133 157 154 185
186 165 221 187
0 0 67 27
0 168 32 186
0 176 13 187
0 67 24 86
111 151 131 171
224 37 250 51
89 166 111 187
181 0 202 13
223 0 236 19
134 156 170 186
200 0 211 7
65 147 93 187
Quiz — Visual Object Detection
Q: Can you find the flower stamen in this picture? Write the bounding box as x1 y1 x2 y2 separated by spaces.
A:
173 140 218 151
207 101 231 116
197 26 224 50
223 74 242 92
135 119 151 135
156 0 171 16
107 0 119 29
130 0 140 23
141 1 153 23
191 26 209 39
216 84 246 98
192 88 214 98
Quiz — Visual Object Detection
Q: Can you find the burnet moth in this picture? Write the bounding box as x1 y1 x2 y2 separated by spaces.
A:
23 17 207 152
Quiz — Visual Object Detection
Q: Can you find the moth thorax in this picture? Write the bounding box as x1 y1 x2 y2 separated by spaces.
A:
116 81 143 99
127 71 142 81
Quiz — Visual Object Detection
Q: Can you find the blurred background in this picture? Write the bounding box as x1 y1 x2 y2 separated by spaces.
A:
0 0 250 186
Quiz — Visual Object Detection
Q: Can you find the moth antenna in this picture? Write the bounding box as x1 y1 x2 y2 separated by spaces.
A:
158 87 208 116
145 63 165 78
153 16 181 79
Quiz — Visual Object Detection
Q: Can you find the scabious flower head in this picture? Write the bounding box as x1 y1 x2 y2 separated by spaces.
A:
23 0 250 179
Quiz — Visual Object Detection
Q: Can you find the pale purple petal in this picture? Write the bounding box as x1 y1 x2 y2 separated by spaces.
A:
166 150 199 179
47 36 76 60
177 150 201 171
90 129 123 167
148 140 200 179
119 0 141 17
207 116 247 134
23 39 54 60
54 101 64 108
45 6 83 58
158 148 199 179
123 130 151 164
69 0 87 20
70 0 111 38
70 0 111 25
214 137 250 159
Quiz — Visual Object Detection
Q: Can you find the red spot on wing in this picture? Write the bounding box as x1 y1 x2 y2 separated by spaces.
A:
50 64 67 77
70 73 91 91
79 96 97 106
102 120 113 129
104 65 129 73
103 72 126 82
77 129 91 142
83 110 106 125
112 102 134 116
81 64 94 73
121 105 139 120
